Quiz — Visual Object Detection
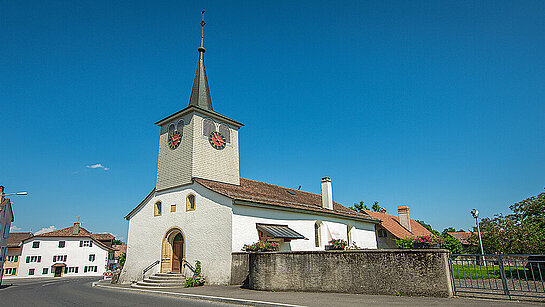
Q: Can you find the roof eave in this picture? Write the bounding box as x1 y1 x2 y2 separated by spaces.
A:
154 105 244 128
125 188 156 220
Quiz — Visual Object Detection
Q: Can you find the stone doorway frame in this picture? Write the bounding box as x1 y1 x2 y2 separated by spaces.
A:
160 227 186 273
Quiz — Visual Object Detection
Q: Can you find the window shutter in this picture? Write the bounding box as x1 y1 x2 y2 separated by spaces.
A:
89 241 93 247
80 241 83 247
26 256 30 263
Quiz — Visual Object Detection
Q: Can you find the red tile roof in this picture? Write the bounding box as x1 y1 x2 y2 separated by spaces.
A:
194 177 379 223
363 210 432 239
447 232 476 245
7 232 33 247
113 244 127 258
91 233 115 241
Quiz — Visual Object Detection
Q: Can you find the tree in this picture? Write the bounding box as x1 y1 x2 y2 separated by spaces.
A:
371 201 381 212
112 239 124 245
470 191 545 254
442 227 456 236
118 252 126 269
350 201 368 212
415 220 440 236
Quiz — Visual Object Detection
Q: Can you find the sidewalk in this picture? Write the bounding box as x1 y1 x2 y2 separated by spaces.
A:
93 281 543 307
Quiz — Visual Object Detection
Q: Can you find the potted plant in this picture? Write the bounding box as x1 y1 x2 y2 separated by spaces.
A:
325 239 348 250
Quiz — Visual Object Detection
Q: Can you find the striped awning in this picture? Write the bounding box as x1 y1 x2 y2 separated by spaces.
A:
256 223 306 240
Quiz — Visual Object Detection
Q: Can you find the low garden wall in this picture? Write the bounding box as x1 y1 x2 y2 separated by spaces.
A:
231 252 250 285
245 250 453 297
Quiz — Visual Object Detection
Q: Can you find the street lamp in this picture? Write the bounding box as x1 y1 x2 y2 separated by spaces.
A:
2 192 28 196
471 209 486 266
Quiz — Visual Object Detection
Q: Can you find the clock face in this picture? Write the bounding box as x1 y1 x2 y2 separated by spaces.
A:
168 132 182 150
208 131 226 150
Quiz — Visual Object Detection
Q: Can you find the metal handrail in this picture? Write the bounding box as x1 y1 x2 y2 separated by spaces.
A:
142 260 160 279
182 258 197 276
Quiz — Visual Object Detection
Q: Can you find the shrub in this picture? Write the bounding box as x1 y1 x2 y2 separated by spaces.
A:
328 239 348 250
242 241 280 252
413 235 433 244
395 237 413 249
184 276 206 287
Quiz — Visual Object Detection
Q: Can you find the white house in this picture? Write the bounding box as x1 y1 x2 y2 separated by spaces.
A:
119 20 381 285
0 186 15 284
16 222 115 278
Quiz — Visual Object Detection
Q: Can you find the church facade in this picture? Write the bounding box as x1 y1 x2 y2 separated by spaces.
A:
119 23 381 285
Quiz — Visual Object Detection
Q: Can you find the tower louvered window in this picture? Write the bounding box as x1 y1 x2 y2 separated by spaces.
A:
203 118 215 137
219 124 230 144
176 119 184 136
168 123 175 137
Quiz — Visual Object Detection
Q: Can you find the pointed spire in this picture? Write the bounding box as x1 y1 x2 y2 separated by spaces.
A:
188 9 213 111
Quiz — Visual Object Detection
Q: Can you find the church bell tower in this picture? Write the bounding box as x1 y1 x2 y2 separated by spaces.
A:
155 11 243 191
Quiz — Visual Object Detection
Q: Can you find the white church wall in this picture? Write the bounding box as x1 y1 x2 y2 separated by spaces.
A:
232 204 377 252
16 237 109 279
120 183 233 285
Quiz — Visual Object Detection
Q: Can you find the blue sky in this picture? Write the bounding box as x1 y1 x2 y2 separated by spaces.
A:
2 1 544 240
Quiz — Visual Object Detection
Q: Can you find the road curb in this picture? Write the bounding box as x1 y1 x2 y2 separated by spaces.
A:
92 282 303 307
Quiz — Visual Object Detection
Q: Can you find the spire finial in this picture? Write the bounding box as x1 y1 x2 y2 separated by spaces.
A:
199 9 206 52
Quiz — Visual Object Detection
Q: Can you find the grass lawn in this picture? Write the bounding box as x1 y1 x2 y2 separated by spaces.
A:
452 264 542 280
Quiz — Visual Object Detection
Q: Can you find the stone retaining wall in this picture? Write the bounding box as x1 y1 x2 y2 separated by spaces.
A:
231 252 250 285
245 250 453 297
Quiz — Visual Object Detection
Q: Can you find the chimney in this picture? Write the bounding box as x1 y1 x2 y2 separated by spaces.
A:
398 206 411 232
72 222 80 235
321 177 333 210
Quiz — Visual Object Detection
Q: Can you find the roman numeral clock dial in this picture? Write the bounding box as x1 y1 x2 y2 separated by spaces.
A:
208 131 226 150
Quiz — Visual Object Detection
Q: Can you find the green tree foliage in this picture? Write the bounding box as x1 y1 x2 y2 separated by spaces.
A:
350 201 368 212
415 220 440 236
440 234 463 254
112 239 124 245
472 191 545 254
118 252 126 269
371 201 381 212
395 237 414 249
442 227 456 236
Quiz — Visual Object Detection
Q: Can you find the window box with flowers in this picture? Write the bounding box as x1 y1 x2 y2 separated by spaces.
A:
242 241 280 252
325 239 348 250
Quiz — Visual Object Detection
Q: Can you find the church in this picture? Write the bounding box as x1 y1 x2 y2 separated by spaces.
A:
119 16 381 285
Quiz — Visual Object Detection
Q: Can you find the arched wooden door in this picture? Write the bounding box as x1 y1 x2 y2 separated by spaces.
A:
171 233 184 273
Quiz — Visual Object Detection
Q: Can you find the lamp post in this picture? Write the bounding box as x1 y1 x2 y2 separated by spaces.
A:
2 192 28 196
471 209 486 266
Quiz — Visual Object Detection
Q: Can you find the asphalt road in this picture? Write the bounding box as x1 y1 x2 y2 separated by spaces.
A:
0 277 232 307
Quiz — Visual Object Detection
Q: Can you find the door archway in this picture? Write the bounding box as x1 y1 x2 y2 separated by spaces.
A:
161 228 185 273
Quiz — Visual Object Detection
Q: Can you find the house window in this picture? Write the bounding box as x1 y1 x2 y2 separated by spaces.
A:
29 269 35 275
84 265 98 273
42 268 48 274
7 255 18 262
58 241 65 248
53 255 67 262
89 254 95 262
68 267 78 273
314 222 321 247
154 201 162 216
4 268 16 275
32 241 40 248
27 256 41 263
80 240 92 247
186 194 195 211
378 229 388 238
170 204 176 213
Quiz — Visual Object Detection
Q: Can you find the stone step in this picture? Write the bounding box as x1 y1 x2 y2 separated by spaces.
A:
154 272 185 277
133 281 185 288
143 278 185 284
148 275 186 281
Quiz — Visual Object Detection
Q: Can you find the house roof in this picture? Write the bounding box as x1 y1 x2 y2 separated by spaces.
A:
91 233 115 241
28 223 115 251
7 232 33 248
447 232 475 245
363 210 432 239
194 177 380 223
113 244 127 258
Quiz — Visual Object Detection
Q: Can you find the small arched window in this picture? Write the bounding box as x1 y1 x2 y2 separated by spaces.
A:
154 201 162 217
176 119 184 136
219 124 230 144
314 221 321 247
186 194 196 211
203 118 215 137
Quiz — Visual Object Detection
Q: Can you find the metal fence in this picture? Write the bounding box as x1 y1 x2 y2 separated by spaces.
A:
449 254 545 299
